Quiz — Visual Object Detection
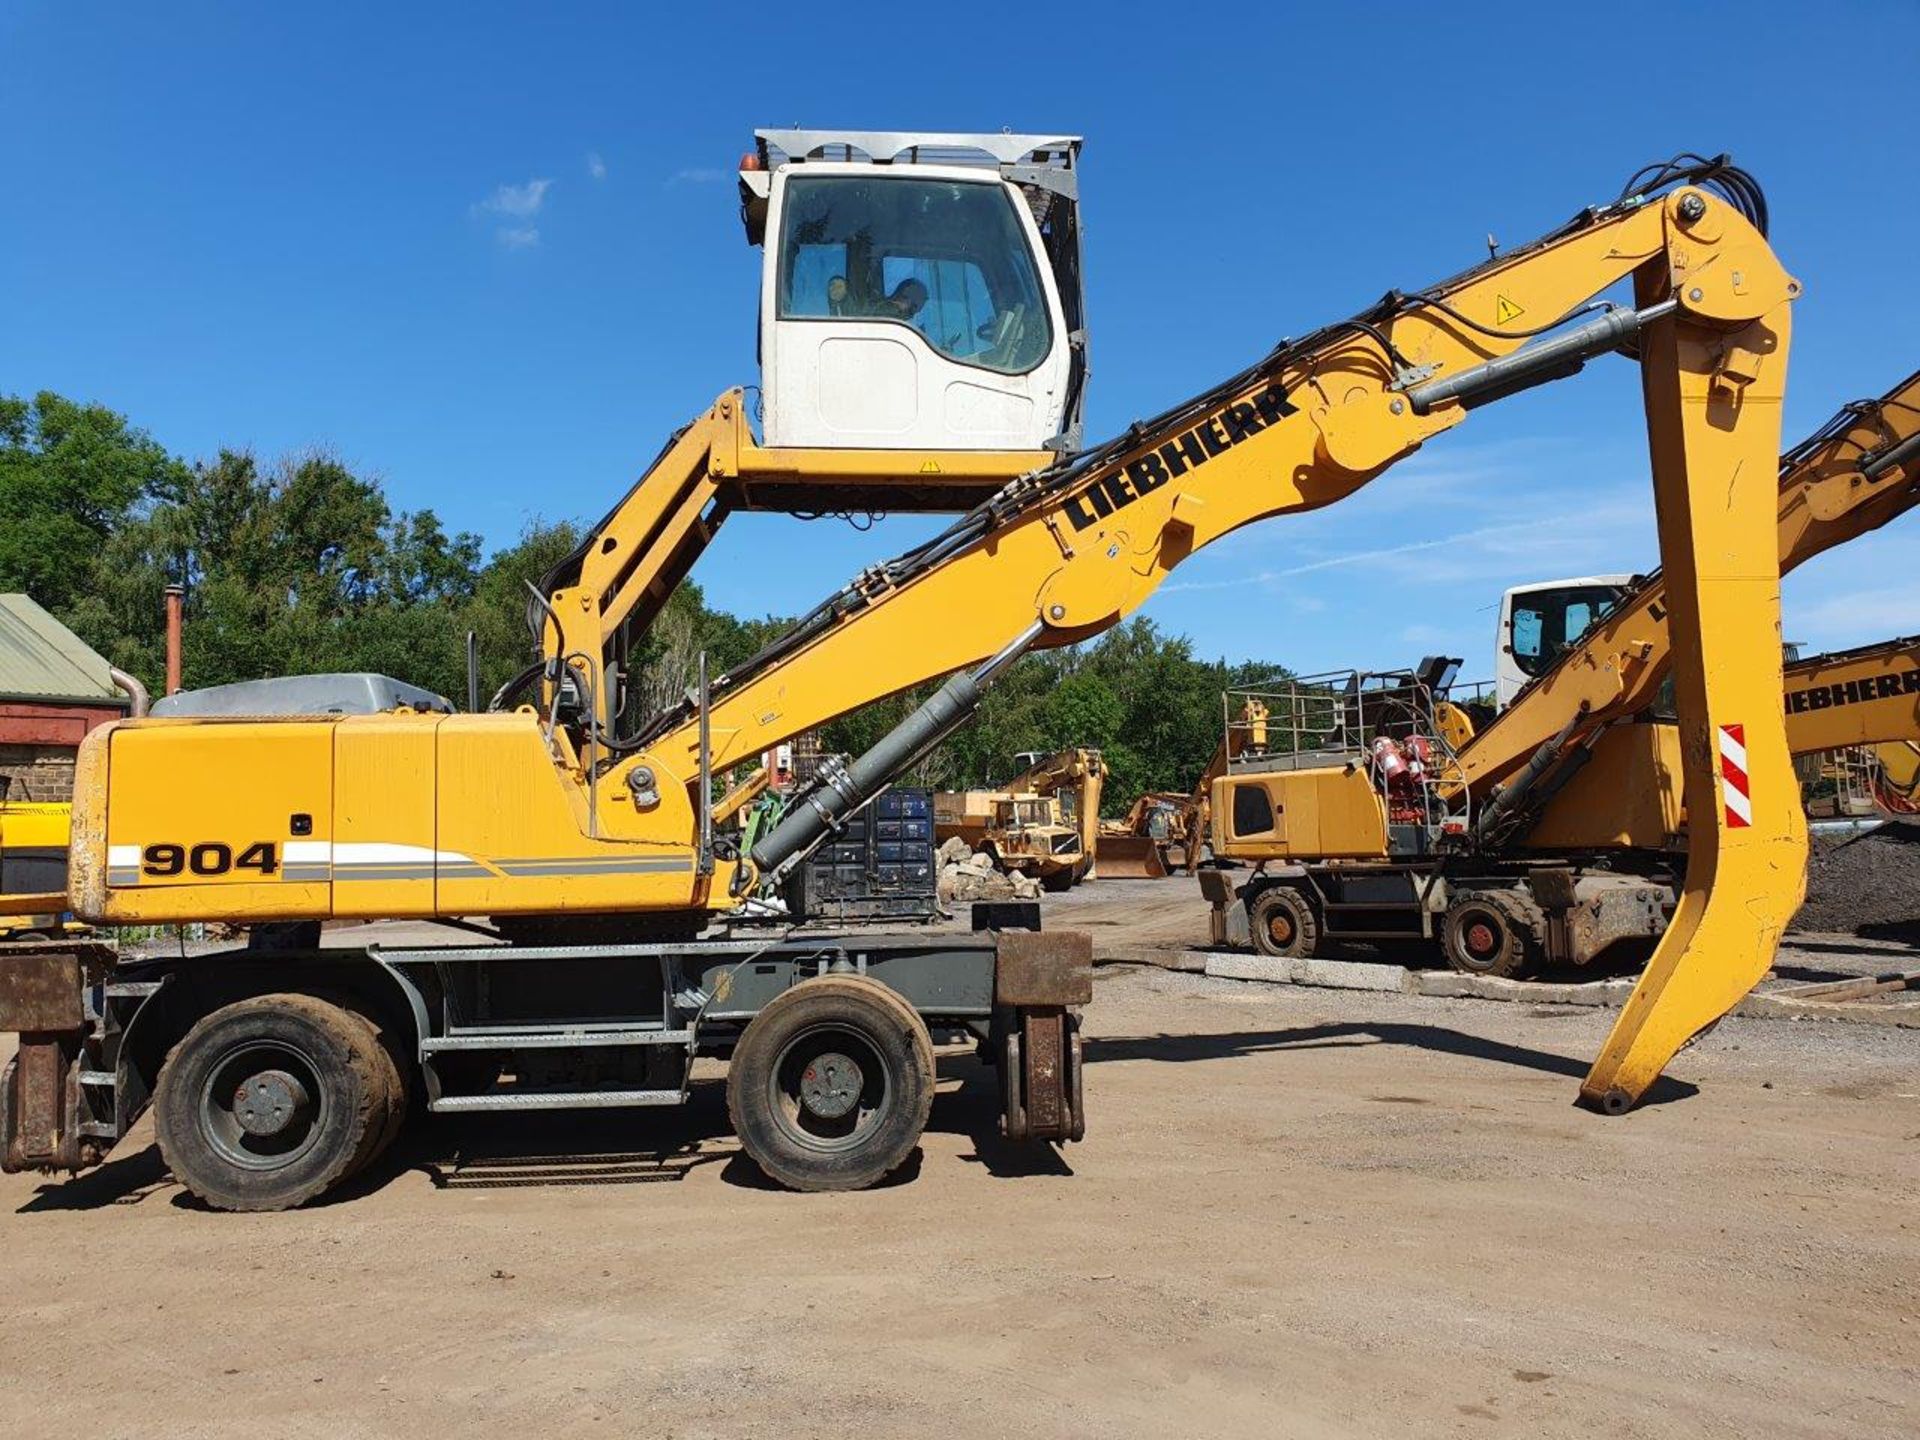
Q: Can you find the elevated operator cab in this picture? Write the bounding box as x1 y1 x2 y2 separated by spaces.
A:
738 129 1086 455
1495 574 1636 707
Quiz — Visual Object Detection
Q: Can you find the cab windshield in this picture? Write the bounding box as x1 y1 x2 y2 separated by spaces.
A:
1509 584 1628 680
777 175 1052 375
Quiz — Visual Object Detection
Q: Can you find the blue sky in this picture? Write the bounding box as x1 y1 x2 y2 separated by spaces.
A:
4 1 1918 678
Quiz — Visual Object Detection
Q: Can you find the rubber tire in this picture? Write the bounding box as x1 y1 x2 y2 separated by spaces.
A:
1442 890 1541 979
1040 867 1075 893
727 975 935 1193
302 987 410 1174
332 1004 408 1176
1249 885 1319 959
153 993 389 1212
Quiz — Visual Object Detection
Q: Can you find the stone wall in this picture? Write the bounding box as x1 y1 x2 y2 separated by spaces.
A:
0 744 76 803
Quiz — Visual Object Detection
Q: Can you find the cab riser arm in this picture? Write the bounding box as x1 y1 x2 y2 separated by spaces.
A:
635 191 1766 786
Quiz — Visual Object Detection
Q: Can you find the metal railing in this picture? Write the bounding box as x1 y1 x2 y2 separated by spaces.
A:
1221 671 1484 839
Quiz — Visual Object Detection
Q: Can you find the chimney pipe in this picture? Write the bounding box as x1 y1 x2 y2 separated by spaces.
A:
164 584 184 695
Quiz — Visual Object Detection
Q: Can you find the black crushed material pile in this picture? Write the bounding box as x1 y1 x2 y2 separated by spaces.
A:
1791 819 1920 942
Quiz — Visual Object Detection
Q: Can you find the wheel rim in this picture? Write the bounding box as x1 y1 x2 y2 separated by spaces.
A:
199 1040 329 1171
1266 908 1297 948
768 1021 893 1154
1457 911 1505 969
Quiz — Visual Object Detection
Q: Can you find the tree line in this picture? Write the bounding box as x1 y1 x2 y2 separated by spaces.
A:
0 390 1287 813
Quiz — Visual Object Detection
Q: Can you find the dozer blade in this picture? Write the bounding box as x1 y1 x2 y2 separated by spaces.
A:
1094 836 1168 879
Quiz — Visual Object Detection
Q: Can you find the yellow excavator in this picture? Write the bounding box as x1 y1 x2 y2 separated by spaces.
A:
2 137 1806 1206
1007 749 1107 870
1781 635 1920 812
1205 368 1920 993
934 749 1104 890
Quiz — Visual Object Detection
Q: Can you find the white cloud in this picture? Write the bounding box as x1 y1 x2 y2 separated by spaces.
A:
496 226 540 250
473 178 553 218
668 167 726 186
586 151 607 181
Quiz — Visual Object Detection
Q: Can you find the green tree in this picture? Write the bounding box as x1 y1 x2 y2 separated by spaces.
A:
68 447 484 696
0 391 188 615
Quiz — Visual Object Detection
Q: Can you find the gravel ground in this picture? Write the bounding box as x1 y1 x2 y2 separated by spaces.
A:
3 954 1916 1439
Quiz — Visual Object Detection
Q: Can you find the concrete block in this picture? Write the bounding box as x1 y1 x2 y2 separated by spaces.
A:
1293 957 1415 993
1736 994 1920 1028
1202 953 1413 993
1411 970 1478 999
1097 946 1209 973
1204 953 1293 985
1411 971 1633 1007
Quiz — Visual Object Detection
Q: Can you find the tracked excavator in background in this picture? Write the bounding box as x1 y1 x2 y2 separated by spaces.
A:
1207 368 1920 986
2 136 1806 1208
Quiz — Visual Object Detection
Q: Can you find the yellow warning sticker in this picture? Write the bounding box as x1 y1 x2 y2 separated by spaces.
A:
1495 295 1526 325
918 459 943 474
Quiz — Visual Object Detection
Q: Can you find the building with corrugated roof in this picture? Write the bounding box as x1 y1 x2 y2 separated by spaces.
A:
0 594 131 802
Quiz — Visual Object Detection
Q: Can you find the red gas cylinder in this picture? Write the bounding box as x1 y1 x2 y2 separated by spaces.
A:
1404 734 1433 782
1370 736 1409 786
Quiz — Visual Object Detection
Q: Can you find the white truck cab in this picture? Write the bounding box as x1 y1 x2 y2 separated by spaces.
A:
738 130 1086 455
1494 574 1637 708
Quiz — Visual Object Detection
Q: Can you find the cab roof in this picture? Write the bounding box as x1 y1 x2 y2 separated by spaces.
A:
753 129 1080 172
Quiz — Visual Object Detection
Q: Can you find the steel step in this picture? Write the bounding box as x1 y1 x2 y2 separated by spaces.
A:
431 1088 686 1113
425 1029 692 1053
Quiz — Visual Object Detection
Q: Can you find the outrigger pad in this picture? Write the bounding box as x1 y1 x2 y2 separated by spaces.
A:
994 930 1094 1007
0 948 87 1032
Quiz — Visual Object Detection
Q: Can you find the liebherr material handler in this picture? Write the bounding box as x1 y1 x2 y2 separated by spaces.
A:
1207 368 1920 978
1 136 1806 1207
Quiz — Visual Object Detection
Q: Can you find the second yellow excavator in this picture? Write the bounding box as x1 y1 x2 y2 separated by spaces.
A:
1205 367 1920 1001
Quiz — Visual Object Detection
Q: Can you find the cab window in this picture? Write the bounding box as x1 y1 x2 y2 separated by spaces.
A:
1231 783 1275 838
1508 585 1626 680
776 175 1052 375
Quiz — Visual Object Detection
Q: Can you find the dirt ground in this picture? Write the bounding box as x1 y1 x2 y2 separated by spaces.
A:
3 889 1916 1439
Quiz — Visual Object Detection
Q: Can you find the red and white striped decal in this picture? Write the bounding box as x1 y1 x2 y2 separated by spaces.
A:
1718 723 1751 829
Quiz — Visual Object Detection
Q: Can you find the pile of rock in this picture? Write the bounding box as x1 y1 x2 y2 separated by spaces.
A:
1792 818 1920 941
936 835 1043 904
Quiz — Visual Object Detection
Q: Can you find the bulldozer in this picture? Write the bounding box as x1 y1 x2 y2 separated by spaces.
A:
935 748 1104 890
1099 700 1271 878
